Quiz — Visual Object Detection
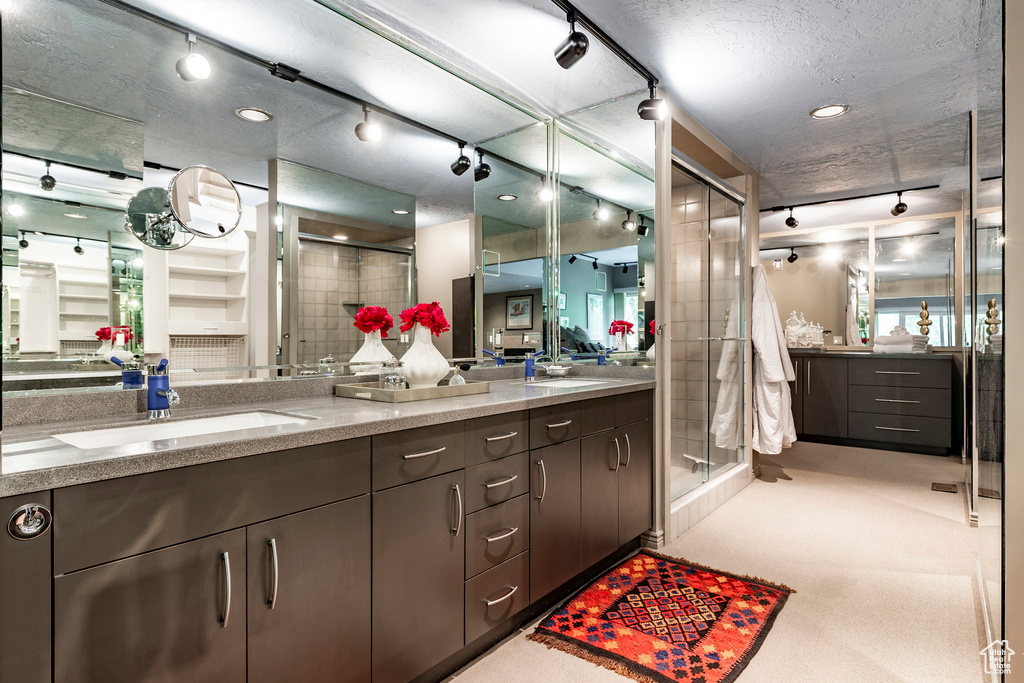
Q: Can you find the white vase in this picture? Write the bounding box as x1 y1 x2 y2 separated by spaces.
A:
400 324 449 390
646 342 656 361
95 341 113 357
349 329 395 374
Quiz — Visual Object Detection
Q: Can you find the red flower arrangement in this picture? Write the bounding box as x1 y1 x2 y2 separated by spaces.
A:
95 325 134 342
353 306 394 338
649 319 656 335
608 320 635 336
399 302 450 336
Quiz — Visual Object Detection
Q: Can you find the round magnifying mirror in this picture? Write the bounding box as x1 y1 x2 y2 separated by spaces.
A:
125 187 195 250
168 165 242 238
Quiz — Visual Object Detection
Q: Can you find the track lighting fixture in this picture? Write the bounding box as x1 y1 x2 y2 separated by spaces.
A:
554 11 589 70
354 106 381 142
787 248 798 264
591 258 599 270
40 162 56 191
621 209 637 232
474 151 491 182
593 200 609 222
637 80 667 121
568 254 577 265
450 144 471 176
891 191 908 216
621 263 629 274
637 215 649 237
18 232 28 249
73 238 85 255
785 208 798 229
175 33 211 82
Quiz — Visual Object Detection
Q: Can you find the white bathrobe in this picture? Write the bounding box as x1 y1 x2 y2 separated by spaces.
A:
710 299 743 451
751 264 798 454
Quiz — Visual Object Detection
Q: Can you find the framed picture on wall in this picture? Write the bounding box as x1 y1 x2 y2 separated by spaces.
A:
586 292 604 340
559 316 569 327
557 292 566 310
506 294 534 329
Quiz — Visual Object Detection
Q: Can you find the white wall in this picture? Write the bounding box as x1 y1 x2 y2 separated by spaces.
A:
761 255 846 339
415 219 473 358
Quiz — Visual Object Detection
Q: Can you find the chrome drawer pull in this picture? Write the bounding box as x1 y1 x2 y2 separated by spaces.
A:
485 474 518 489
536 460 547 502
403 446 446 460
220 552 231 628
484 527 519 543
612 437 621 472
483 585 519 606
267 538 279 610
485 431 519 442
545 419 572 429
451 485 463 536
623 433 632 468
874 426 920 433
874 371 920 375
874 398 921 404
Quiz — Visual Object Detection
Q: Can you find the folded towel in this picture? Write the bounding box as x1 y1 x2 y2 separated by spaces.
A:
875 334 928 346
873 343 914 354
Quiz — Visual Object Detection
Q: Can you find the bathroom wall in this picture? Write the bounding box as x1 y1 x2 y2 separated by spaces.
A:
482 288 543 351
761 254 846 338
415 218 474 359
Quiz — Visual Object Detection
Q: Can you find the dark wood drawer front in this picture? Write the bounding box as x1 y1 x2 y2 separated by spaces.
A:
849 385 951 418
465 411 529 466
848 412 951 448
529 403 581 449
465 495 529 579
372 423 465 491
54 438 370 575
465 452 530 513
849 358 951 389
580 391 650 435
465 551 530 644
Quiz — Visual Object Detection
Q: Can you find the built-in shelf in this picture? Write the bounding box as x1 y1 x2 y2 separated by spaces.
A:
177 243 247 257
167 320 248 336
168 264 246 277
59 312 108 319
58 294 109 301
169 293 246 301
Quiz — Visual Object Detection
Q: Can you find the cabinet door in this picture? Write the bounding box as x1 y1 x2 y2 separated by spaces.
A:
801 357 848 437
580 431 620 569
247 496 371 683
54 529 246 683
618 420 653 545
372 470 465 683
530 439 581 602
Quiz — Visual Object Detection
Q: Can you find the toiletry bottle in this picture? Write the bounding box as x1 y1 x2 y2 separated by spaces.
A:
448 367 466 386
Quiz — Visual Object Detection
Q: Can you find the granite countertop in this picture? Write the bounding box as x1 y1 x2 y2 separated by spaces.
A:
0 377 654 497
787 349 956 359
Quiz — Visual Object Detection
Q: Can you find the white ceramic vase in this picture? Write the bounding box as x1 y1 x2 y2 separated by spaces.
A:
95 340 113 357
400 324 449 390
646 342 656 361
349 329 395 374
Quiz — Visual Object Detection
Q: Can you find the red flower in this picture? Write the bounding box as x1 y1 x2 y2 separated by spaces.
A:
399 302 451 336
113 326 134 342
353 306 394 338
95 327 112 341
608 320 635 335
649 319 656 335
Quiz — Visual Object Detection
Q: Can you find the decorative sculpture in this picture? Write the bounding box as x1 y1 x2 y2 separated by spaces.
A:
917 301 932 337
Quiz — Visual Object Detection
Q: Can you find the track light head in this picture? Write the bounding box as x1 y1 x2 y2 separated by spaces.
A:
40 161 56 191
787 248 799 264
451 144 471 176
354 106 381 142
568 254 577 265
637 215 649 237
591 258 599 270
175 33 211 82
621 209 637 232
474 151 491 182
18 232 28 249
785 208 798 229
637 82 667 121
73 238 85 255
593 200 609 222
554 12 589 69
891 191 908 216
622 264 629 274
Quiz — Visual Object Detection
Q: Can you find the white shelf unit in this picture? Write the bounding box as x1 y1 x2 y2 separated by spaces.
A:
57 261 111 348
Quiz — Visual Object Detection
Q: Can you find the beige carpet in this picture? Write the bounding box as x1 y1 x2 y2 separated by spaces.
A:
452 442 994 683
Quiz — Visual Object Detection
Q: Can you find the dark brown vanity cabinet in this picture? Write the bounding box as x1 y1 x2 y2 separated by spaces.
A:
790 356 848 438
529 438 582 603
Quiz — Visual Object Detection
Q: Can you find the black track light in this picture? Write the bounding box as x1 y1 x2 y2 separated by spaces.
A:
568 254 578 265
785 208 798 229
554 11 589 69
18 231 28 249
891 191 908 216
40 161 56 191
591 258 599 270
637 215 649 237
73 238 85 255
787 248 799 264
474 151 491 182
621 209 637 232
354 106 381 142
637 80 667 121
622 263 629 274
451 144 471 176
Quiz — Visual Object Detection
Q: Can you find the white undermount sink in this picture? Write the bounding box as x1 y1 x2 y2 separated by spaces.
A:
54 411 311 450
530 378 608 388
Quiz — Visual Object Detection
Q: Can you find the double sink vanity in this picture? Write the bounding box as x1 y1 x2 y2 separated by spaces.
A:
1 374 654 683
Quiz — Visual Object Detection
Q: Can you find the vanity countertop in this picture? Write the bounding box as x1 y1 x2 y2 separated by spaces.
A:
787 349 956 359
0 377 654 497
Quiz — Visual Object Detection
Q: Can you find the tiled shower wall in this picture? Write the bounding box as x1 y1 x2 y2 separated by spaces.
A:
296 239 412 364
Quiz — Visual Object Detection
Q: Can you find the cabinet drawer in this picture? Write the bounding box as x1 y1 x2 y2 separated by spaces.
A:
581 391 650 435
465 551 530 644
465 494 529 579
848 412 951 448
849 358 951 389
372 423 465 491
54 438 370 575
848 385 951 418
465 411 529 466
529 402 581 449
465 452 530 513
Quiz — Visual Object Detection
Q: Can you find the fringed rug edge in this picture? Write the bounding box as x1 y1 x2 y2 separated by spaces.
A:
636 548 797 595
526 630 673 683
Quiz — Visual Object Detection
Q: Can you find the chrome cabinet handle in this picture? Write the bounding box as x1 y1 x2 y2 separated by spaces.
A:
623 433 631 468
874 426 920 433
612 437 621 472
795 361 799 390
874 398 920 404
403 446 447 460
484 527 519 543
807 361 811 395
267 539 279 610
874 370 920 375
536 460 547 502
220 552 231 628
485 431 518 442
485 474 518 489
452 485 463 536
483 585 519 606
545 420 572 429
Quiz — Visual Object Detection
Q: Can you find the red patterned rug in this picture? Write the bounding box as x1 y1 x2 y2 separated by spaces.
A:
527 550 794 683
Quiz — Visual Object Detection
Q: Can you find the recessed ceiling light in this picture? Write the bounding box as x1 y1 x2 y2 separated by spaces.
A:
497 194 517 201
235 107 273 122
334 234 348 240
63 212 88 219
7 203 25 217
809 104 850 119
392 209 410 215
